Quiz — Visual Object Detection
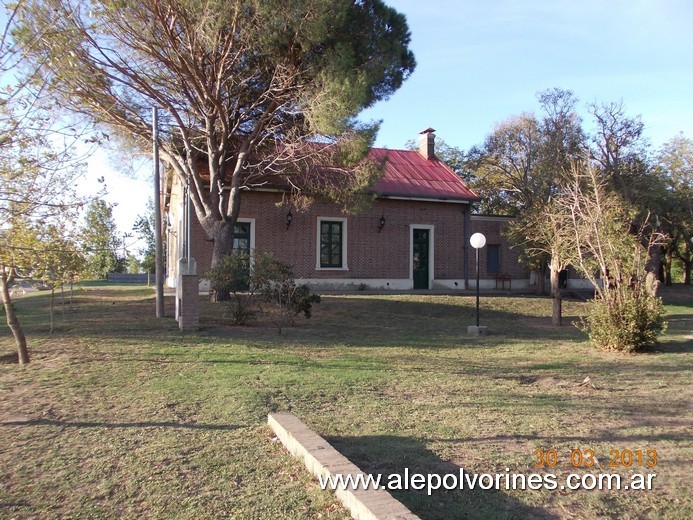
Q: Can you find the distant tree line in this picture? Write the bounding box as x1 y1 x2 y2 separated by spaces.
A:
422 89 690 288
429 88 690 351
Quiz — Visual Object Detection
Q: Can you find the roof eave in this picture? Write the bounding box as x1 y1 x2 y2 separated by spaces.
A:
375 194 479 204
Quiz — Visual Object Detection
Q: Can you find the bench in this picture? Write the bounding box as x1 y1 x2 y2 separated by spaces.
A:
495 273 512 290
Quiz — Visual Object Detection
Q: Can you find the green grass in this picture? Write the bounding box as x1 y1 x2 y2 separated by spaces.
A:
1 284 691 519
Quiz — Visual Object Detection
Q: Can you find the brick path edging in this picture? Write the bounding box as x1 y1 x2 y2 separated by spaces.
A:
268 412 420 520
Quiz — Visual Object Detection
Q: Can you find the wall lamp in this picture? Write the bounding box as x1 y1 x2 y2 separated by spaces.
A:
286 210 293 230
377 214 386 233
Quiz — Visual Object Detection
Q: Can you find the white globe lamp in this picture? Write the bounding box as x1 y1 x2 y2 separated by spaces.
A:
469 232 486 330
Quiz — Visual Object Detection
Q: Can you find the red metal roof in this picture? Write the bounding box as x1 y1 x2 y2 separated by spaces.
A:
369 148 479 202
183 145 480 203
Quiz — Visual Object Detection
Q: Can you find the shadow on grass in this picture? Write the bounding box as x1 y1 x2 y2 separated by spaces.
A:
0 352 18 364
195 295 590 350
655 312 693 353
427 430 691 445
652 340 693 354
0 501 30 508
0 418 247 431
6 286 689 355
68 350 587 380
327 434 558 520
15 291 588 349
660 284 693 306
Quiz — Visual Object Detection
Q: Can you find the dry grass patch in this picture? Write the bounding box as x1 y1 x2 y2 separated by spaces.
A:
1 285 691 519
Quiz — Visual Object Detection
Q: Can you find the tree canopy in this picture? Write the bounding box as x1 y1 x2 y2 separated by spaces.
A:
656 134 693 283
133 198 158 274
466 89 585 216
0 88 88 364
80 199 122 279
16 0 416 265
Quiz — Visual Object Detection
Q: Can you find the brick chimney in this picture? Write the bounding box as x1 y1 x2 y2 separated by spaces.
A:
418 127 436 159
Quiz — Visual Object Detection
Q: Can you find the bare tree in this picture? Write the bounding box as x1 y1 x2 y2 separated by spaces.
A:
588 100 647 201
589 101 673 281
560 161 665 352
509 197 575 326
470 89 586 306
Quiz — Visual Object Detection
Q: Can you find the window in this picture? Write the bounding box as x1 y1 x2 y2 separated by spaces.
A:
232 222 251 255
320 220 342 268
232 221 252 290
487 244 500 273
317 218 347 269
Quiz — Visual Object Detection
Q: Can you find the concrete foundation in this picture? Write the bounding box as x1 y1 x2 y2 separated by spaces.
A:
268 412 419 520
467 325 489 336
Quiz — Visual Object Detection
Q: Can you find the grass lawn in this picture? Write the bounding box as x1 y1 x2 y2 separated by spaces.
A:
1 284 691 519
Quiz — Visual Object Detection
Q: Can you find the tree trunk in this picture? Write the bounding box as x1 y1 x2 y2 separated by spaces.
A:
535 274 544 295
0 268 29 364
550 264 562 327
211 221 236 266
647 244 663 285
663 249 672 286
535 262 547 295
210 221 236 301
673 240 691 284
50 286 55 334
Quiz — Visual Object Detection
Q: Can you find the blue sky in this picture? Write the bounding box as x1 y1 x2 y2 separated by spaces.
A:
86 0 692 242
359 0 693 150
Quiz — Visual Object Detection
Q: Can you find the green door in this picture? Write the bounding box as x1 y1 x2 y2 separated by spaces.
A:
412 228 430 290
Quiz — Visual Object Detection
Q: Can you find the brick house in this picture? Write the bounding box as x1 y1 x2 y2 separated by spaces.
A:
165 129 531 291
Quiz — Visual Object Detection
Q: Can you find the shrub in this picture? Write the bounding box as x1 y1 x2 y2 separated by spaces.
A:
581 286 666 353
204 251 320 330
253 253 320 333
267 281 321 331
204 252 257 325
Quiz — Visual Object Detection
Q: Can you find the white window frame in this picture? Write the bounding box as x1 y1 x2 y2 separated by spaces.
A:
316 217 348 270
235 218 256 250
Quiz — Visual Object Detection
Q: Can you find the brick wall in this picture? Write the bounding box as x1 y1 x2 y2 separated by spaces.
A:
186 191 470 280
178 274 199 332
467 216 530 280
168 186 532 289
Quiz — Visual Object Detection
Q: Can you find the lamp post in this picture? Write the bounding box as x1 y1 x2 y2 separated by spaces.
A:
469 232 486 330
